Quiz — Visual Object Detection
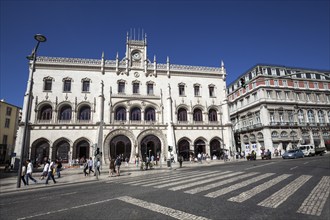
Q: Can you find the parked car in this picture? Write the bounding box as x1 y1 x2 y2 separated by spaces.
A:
298 145 315 157
282 149 304 159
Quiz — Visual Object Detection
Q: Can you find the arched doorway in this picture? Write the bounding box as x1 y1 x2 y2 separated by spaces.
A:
140 135 161 162
55 140 70 163
75 140 90 161
210 139 221 159
32 140 50 166
110 135 131 160
178 139 191 161
194 139 206 156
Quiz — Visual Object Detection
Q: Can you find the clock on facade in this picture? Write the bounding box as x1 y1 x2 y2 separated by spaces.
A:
132 51 141 60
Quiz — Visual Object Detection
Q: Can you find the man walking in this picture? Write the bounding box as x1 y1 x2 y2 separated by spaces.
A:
45 160 57 185
25 159 37 185
88 157 94 175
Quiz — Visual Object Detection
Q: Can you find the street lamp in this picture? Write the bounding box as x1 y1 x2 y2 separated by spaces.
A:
17 34 47 188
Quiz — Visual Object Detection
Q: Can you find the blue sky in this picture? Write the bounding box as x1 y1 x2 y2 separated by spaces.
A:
1 0 329 107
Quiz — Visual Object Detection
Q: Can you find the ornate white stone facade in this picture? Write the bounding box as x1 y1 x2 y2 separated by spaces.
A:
14 34 231 166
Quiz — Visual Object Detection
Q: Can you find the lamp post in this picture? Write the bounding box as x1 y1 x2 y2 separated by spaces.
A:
16 34 47 188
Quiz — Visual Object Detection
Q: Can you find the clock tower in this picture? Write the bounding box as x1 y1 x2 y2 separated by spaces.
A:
126 31 148 71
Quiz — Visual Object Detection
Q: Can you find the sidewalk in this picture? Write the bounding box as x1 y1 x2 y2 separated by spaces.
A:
0 159 238 194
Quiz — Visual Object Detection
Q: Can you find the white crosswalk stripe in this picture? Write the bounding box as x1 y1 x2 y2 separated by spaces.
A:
228 174 292 203
152 171 221 188
184 172 259 194
205 173 275 198
169 171 242 191
296 176 330 216
258 175 312 208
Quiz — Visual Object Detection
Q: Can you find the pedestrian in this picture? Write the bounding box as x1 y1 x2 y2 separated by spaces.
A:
56 159 62 178
88 157 94 175
45 160 57 185
83 160 88 176
21 163 27 186
25 159 37 185
178 155 183 168
40 161 49 180
95 159 101 176
109 158 115 177
125 157 129 167
115 156 121 176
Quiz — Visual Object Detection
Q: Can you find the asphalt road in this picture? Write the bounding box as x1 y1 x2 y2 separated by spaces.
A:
1 155 329 220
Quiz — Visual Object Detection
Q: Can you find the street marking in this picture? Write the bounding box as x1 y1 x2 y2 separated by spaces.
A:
117 196 211 220
184 172 259 194
258 175 312 208
290 166 298 170
205 173 275 198
297 176 330 216
124 171 201 185
17 197 118 219
245 162 276 170
303 162 309 164
228 174 291 203
169 171 242 191
151 171 221 188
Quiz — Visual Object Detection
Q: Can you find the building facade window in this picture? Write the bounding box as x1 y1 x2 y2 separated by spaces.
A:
314 82 319 89
3 135 8 145
177 108 187 122
63 79 71 92
145 107 156 121
4 118 10 128
209 86 215 97
130 107 141 121
294 81 299 88
39 105 52 120
307 110 315 123
44 78 52 91
304 81 309 89
147 83 154 95
115 107 126 121
59 105 72 120
194 84 200 96
78 106 91 120
118 82 125 93
193 108 203 121
133 82 140 94
298 109 304 124
6 107 12 116
82 80 90 92
208 109 217 121
282 80 287 87
318 110 325 124
179 84 185 96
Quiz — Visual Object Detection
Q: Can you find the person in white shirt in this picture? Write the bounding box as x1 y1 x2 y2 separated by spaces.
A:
25 159 37 185
40 162 49 180
45 160 56 184
88 157 94 175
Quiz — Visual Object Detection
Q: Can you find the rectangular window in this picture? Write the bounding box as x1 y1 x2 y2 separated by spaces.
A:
282 80 287 87
44 79 52 91
304 82 309 89
63 80 71 92
324 83 329 90
313 82 319 89
179 85 185 96
133 83 140 94
118 82 125 93
147 84 154 95
2 135 8 145
209 86 215 97
285 91 290 100
274 80 279 87
5 118 10 128
6 107 12 116
194 85 200 96
82 81 90 92
294 81 299 88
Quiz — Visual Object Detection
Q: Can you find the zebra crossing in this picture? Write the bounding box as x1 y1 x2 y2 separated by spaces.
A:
107 170 330 217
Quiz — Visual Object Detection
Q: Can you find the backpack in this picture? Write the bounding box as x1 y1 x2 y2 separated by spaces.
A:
116 159 121 166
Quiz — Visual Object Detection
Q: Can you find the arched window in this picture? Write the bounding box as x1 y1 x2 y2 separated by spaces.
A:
145 107 155 121
298 109 304 124
130 107 141 121
318 110 325 123
208 109 217 121
193 108 203 121
39 105 52 120
177 108 187 122
59 105 72 120
115 107 126 121
307 110 315 123
271 131 279 138
78 106 91 120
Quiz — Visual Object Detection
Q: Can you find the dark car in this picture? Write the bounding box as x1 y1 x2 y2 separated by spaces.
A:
282 149 304 159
